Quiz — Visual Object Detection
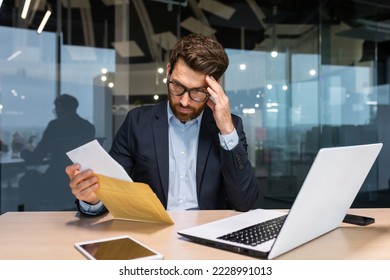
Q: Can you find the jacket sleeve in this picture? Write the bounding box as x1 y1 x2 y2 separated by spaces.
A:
219 116 260 211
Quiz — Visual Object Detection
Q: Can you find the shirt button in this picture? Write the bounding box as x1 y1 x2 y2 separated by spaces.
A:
180 151 185 156
180 175 184 179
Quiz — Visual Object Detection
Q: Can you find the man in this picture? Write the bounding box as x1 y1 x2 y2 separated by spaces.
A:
20 94 95 210
66 33 259 215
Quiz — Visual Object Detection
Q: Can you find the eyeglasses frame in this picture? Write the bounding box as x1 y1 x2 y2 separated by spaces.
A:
166 75 210 103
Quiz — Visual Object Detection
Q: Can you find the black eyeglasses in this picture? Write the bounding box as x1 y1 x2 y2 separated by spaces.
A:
166 76 209 103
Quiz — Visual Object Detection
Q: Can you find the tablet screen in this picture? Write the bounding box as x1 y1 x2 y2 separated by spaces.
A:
79 237 158 260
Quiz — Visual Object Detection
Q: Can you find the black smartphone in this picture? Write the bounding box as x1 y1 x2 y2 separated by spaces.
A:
343 214 375 226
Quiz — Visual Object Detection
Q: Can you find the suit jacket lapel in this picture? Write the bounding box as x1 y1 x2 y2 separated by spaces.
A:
153 102 169 205
196 107 217 197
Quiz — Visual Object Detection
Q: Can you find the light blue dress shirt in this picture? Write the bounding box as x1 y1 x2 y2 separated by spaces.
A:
166 103 239 210
167 104 202 210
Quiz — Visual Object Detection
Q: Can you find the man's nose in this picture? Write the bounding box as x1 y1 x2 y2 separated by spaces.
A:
179 91 191 107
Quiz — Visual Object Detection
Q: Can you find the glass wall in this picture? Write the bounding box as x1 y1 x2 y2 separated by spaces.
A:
1 0 389 213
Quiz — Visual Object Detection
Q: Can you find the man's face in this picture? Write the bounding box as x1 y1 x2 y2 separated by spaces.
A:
167 59 209 123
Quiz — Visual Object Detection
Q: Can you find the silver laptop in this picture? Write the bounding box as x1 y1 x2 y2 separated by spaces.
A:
178 143 382 259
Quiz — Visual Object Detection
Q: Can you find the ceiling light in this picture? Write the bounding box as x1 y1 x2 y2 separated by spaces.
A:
239 64 246 70
243 108 255 114
21 0 31 19
37 10 51 34
271 51 278 58
266 102 279 108
157 67 164 74
7 50 22 61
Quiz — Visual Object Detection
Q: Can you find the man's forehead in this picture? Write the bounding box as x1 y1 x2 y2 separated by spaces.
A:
170 69 207 89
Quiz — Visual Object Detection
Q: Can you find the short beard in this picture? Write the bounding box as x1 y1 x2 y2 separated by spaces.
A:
168 95 207 123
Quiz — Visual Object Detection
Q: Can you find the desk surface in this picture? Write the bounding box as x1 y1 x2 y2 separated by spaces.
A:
0 208 389 260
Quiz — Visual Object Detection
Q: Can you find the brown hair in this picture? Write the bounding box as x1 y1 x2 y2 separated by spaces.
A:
168 33 229 80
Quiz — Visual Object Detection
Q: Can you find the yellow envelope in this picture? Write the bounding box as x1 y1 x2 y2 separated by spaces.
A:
95 174 174 224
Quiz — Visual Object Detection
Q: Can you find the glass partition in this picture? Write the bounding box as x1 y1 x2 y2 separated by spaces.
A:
1 0 390 213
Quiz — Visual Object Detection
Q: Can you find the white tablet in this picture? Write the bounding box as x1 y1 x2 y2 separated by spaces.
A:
74 235 163 260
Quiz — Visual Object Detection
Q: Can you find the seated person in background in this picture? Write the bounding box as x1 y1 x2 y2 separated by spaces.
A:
20 94 95 210
66 33 260 215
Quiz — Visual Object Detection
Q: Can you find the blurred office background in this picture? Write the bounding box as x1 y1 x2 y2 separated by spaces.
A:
1 0 390 213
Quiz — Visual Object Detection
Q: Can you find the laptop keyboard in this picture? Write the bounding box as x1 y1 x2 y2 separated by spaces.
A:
217 214 287 246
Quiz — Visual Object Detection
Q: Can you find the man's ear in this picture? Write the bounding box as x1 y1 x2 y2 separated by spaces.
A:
166 63 171 77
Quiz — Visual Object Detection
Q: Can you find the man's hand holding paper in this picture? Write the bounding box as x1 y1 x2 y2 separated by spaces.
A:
66 140 174 224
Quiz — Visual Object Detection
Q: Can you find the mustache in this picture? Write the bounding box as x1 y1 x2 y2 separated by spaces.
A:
175 104 195 111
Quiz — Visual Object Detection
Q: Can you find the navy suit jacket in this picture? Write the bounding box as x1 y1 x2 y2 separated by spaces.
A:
108 101 259 212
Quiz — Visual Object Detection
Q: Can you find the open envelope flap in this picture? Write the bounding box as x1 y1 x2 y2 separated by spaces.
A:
95 174 174 225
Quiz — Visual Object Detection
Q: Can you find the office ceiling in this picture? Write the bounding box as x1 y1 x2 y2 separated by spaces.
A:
1 0 390 64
